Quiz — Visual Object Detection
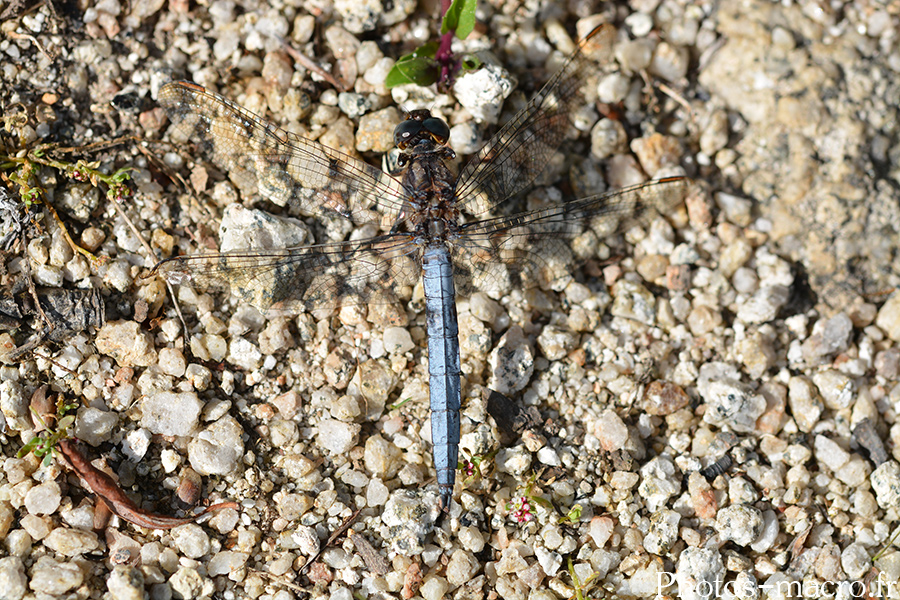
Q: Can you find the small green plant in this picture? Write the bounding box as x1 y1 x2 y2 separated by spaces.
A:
3 153 132 206
458 448 498 484
560 503 583 525
872 525 900 561
566 557 600 600
18 395 77 467
385 0 481 90
1 107 133 261
388 396 413 410
507 495 534 523
506 472 553 523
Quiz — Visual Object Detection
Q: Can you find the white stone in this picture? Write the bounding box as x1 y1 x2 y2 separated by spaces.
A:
188 416 245 476
317 419 361 454
140 391 203 437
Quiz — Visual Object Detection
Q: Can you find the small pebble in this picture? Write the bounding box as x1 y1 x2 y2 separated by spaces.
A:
185 364 212 391
536 325 577 361
43 527 100 556
95 321 158 367
317 419 361 455
172 524 211 559
630 133 681 176
449 121 481 154
715 504 764 547
364 435 401 477
643 509 680 554
666 264 691 291
736 285 790 324
535 545 563 577
381 489 440 556
168 567 212 599
158 347 187 377
420 576 449 600
383 326 414 354
591 118 626 159
28 557 84 595
649 42 689 82
208 551 249 577
728 477 760 504
787 376 823 433
594 410 629 451
227 337 263 371
718 239 752 277
715 192 752 226
675 548 724 600
188 416 245 476
24 481 61 516
698 364 766 433
1 380 30 432
276 494 314 521
700 110 729 155
72 406 116 445
814 435 850 472
687 305 723 336
624 12 653 37
638 457 680 512
0 557 27 600
589 516 614 548
642 380 690 416
841 543 871 580
611 280 656 325
453 64 515 124
220 204 308 246
488 326 534 394
106 566 146 600
356 107 399 152
801 313 853 361
495 446 532 477
615 38 654 74
140 391 203 437
750 509 779 552
876 293 900 341
357 359 396 412
80 226 106 251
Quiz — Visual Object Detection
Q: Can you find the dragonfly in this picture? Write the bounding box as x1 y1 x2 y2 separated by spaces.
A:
153 24 687 510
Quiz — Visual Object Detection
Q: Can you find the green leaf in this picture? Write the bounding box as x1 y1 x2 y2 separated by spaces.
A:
460 53 482 72
441 0 477 39
560 504 582 524
110 167 132 183
385 43 440 89
389 396 413 410
17 437 41 458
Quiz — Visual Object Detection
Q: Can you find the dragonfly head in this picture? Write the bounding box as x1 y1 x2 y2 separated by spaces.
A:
394 109 450 154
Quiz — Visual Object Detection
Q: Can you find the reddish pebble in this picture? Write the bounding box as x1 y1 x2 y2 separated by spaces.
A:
666 264 691 291
272 391 302 419
642 380 690 416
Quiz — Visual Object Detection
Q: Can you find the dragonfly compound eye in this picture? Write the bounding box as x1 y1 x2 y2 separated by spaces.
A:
394 119 424 149
423 117 450 144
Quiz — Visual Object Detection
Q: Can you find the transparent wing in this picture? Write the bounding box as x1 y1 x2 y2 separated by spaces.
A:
453 24 615 216
451 177 688 296
153 234 422 312
158 81 409 225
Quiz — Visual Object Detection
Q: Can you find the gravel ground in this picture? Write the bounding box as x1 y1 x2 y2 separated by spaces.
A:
1 0 899 599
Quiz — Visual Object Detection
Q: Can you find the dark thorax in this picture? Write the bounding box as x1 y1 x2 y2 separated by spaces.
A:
393 110 460 243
